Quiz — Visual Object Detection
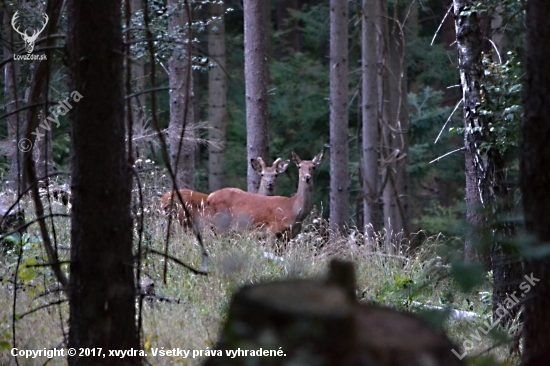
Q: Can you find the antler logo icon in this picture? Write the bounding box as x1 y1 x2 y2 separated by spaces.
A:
11 11 49 54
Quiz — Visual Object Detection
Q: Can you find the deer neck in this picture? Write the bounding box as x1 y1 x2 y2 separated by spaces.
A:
291 177 313 222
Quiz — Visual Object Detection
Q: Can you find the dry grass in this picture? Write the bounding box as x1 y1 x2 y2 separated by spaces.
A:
0 170 521 365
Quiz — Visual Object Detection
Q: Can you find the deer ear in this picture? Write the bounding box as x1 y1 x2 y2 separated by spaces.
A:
312 151 324 165
291 151 301 165
251 158 262 172
277 160 290 174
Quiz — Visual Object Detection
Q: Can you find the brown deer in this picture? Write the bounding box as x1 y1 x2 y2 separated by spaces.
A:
161 157 288 229
160 189 210 230
206 151 323 240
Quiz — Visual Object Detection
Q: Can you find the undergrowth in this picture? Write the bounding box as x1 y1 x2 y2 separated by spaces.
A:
0 172 521 365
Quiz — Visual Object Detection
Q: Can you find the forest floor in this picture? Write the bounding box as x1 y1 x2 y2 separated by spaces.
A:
0 183 521 366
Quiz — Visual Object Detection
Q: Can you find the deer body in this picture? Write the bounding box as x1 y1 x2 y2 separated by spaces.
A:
161 157 288 229
160 189 210 229
207 151 323 240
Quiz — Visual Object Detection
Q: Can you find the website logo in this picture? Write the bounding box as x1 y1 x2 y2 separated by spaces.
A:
11 11 48 54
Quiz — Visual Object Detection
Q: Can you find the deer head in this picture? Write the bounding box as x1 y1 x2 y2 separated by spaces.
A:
12 11 49 54
251 157 290 196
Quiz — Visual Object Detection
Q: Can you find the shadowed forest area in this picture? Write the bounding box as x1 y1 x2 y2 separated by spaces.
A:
1 0 550 365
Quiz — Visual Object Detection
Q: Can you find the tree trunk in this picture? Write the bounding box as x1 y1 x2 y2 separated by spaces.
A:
329 0 349 233
208 1 228 192
489 168 522 328
66 0 139 362
244 0 270 193
131 0 146 129
34 1 55 183
169 0 195 189
521 0 550 363
452 0 489 264
377 0 397 252
3 8 23 192
385 2 411 252
361 0 380 239
34 127 54 182
453 0 522 326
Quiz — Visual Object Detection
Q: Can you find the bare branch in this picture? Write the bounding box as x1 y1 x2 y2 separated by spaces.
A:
429 147 466 164
435 98 463 144
145 248 208 276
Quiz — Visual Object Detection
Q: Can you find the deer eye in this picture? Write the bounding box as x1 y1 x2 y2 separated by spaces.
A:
274 174 278 177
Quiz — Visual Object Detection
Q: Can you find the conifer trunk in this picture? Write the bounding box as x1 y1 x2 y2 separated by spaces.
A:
329 0 350 233
244 0 270 193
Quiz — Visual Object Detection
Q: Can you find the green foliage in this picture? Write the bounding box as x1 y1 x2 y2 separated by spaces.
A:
268 53 330 200
374 274 419 306
407 87 466 233
451 261 487 292
408 87 463 183
407 40 458 88
450 52 523 156
479 53 523 154
413 200 466 237
283 3 330 56
471 0 526 20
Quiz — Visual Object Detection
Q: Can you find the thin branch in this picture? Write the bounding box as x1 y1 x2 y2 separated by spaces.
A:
487 38 502 64
429 147 466 164
125 87 171 100
25 260 71 268
0 214 70 240
435 98 463 144
0 102 59 122
145 248 208 276
18 299 68 320
431 4 452 46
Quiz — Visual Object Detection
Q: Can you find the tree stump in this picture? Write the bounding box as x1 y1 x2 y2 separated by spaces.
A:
205 260 463 366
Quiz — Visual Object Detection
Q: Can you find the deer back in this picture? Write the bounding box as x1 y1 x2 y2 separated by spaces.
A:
161 189 210 229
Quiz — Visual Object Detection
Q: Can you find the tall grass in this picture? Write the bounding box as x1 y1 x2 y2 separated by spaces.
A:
0 171 520 365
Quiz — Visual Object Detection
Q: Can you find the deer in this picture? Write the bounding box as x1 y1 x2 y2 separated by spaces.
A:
206 151 323 241
160 189 210 230
161 157 289 229
251 157 289 196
